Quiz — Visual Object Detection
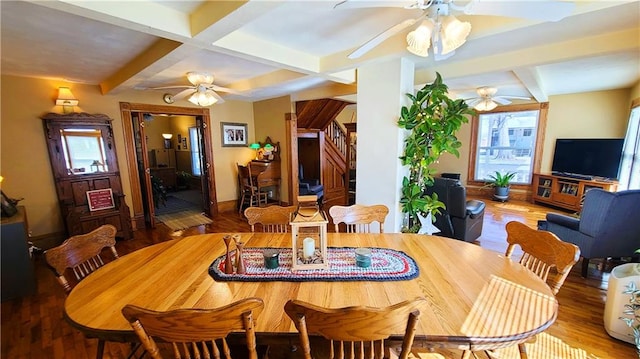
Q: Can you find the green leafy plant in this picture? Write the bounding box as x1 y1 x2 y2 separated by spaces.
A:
485 171 516 188
176 171 193 189
620 280 640 356
398 72 474 232
151 176 167 208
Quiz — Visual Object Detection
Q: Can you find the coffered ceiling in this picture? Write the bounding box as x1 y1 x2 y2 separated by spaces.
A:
1 0 638 104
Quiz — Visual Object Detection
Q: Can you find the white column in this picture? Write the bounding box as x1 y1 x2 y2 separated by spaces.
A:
356 58 414 233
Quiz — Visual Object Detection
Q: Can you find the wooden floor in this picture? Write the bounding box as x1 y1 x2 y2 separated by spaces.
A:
1 198 635 358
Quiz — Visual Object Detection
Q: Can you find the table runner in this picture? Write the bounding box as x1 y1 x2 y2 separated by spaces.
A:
208 247 419 282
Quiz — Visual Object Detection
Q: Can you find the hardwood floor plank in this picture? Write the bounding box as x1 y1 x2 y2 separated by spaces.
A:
0 199 635 358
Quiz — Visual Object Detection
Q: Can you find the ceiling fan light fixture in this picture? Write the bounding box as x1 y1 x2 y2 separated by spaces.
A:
474 99 498 111
188 90 218 107
439 15 471 55
406 19 434 57
187 72 214 86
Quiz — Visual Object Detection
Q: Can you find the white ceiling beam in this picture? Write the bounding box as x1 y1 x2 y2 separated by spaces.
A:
513 68 548 103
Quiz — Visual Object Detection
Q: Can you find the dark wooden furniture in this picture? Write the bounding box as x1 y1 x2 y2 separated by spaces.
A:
1 206 36 301
149 167 177 190
531 173 618 211
42 113 133 239
250 160 282 204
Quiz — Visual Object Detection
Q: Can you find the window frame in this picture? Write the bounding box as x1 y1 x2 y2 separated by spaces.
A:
467 103 549 190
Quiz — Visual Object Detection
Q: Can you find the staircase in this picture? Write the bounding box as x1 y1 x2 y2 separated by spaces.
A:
295 99 351 207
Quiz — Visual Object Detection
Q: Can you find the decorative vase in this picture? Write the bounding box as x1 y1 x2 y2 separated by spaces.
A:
223 235 233 274
604 263 640 344
235 241 246 274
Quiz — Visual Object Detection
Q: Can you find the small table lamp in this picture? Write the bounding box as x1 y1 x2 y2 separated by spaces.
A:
249 143 261 160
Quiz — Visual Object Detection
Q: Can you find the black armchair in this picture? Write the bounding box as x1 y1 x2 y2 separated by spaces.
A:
298 164 324 200
544 189 640 277
424 177 486 242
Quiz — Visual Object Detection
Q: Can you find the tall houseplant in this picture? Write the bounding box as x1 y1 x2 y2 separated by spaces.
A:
398 73 475 232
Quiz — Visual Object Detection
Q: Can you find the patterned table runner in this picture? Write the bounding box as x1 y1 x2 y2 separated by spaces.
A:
208 247 419 282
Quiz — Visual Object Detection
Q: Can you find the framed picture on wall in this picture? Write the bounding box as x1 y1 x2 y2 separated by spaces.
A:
221 122 248 147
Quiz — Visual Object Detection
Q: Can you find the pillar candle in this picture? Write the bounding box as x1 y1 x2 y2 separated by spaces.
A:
303 237 315 258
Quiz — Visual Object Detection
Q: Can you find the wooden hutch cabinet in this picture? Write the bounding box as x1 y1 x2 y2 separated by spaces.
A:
531 172 618 212
42 113 133 239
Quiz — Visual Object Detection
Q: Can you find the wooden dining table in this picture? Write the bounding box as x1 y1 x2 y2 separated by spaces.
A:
64 232 557 352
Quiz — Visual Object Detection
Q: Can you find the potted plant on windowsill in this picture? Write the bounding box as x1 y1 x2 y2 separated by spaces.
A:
485 171 516 202
398 72 475 233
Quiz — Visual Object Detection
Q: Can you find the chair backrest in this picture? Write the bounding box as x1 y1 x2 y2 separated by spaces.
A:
284 297 425 359
237 163 254 190
505 221 580 294
244 205 296 232
44 224 119 293
329 204 389 233
122 297 264 359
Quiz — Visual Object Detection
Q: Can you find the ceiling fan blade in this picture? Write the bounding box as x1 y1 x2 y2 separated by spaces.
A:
172 88 195 100
492 97 513 105
464 0 575 22
210 84 241 95
335 0 416 9
465 98 483 107
348 15 422 59
151 85 192 90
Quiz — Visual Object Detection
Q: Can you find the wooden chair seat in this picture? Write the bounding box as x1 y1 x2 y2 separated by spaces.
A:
284 297 426 359
329 204 389 233
122 297 266 359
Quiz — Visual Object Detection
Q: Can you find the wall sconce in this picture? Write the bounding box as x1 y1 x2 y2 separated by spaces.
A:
249 143 261 160
162 133 173 149
56 87 79 114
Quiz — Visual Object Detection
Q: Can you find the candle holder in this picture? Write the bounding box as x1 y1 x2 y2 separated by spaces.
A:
290 196 328 271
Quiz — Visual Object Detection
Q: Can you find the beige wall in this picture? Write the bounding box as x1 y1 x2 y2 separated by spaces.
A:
253 96 293 203
1 74 254 237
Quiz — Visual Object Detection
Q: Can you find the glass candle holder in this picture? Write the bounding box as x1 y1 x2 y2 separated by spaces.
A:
355 248 372 268
263 249 280 269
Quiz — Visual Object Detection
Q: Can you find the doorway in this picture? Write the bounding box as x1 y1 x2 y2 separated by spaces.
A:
120 103 217 230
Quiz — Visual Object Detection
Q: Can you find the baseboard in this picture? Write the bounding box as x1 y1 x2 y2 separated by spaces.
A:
218 200 238 213
466 186 531 202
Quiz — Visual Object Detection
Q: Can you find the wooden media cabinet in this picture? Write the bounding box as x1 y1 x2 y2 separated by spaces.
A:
532 173 618 212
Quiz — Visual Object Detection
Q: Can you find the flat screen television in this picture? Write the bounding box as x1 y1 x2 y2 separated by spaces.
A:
551 138 624 180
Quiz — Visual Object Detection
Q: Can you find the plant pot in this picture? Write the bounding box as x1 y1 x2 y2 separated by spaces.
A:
495 186 509 197
604 263 640 344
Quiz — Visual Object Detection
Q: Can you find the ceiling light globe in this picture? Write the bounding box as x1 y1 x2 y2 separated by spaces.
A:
440 15 471 55
475 99 498 111
406 20 433 57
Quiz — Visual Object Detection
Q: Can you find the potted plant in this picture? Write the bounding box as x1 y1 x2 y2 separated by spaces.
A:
176 171 193 190
485 171 516 201
398 72 475 233
151 176 167 208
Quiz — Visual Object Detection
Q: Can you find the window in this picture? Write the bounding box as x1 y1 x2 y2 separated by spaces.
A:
60 129 108 173
619 102 640 190
189 127 202 176
469 104 548 186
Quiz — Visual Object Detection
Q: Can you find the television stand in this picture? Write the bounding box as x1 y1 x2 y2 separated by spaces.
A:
550 171 593 181
532 173 618 212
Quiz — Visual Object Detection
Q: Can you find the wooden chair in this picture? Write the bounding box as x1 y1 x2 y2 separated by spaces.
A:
329 204 389 233
284 297 426 359
121 297 265 359
244 205 296 233
237 163 268 213
44 224 120 359
44 224 119 294
462 221 580 359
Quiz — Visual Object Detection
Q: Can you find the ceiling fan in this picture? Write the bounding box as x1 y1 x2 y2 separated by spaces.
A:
338 0 575 60
155 72 239 106
464 86 531 111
